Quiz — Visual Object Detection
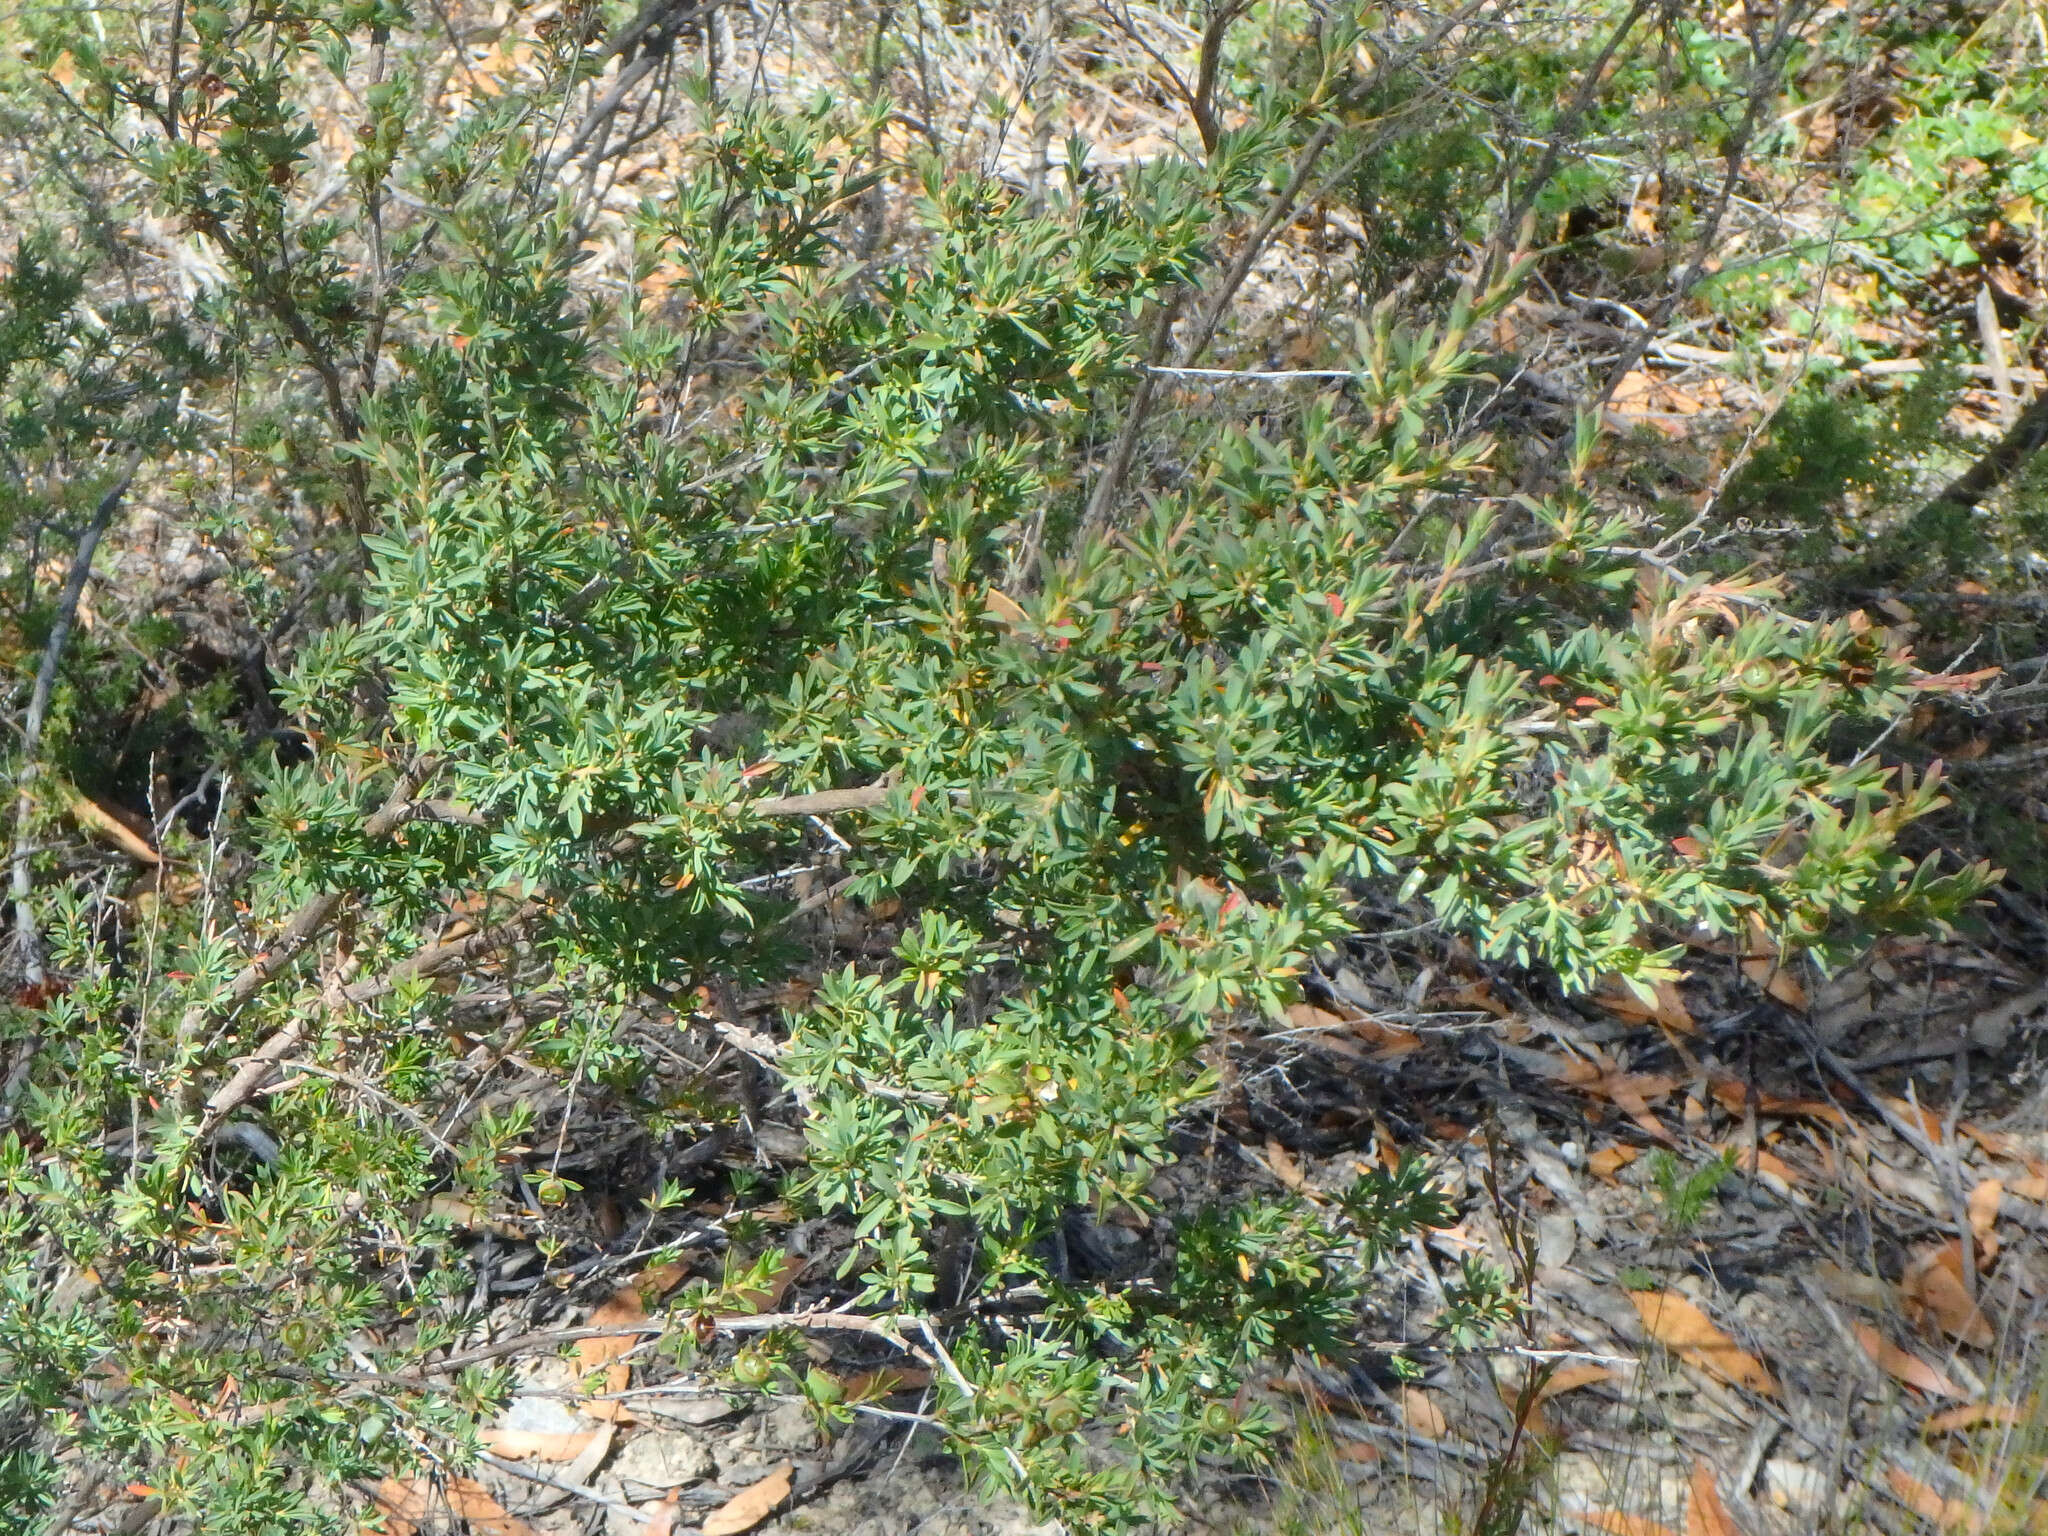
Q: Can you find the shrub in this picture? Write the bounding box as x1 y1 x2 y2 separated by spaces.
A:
0 2 1996 1531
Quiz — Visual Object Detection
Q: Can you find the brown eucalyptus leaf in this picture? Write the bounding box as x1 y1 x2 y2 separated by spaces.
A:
1629 1289 1778 1397
701 1463 793 1536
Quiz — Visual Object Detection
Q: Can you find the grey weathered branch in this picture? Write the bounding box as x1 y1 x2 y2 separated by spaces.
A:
9 449 143 990
1912 390 2048 524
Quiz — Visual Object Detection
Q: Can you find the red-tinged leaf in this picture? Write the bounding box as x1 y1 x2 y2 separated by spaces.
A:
1910 667 2001 693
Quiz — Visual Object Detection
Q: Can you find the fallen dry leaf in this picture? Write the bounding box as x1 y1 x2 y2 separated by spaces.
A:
1589 1144 1643 1181
1330 1436 1381 1463
1283 1001 1350 1032
1263 1138 1311 1194
642 1499 680 1536
1925 1402 2023 1435
1967 1180 2003 1256
1717 1140 1801 1198
1687 1460 1741 1536
1854 1322 1967 1399
425 1194 529 1240
635 1258 694 1301
478 1428 602 1461
1576 1511 1680 1536
370 1478 431 1536
1707 1077 1847 1128
983 588 1029 628
1500 1362 1612 1436
1539 1363 1617 1401
838 1364 933 1399
1555 1053 1681 1142
446 1477 541 1536
1399 1386 1449 1437
1885 1464 1981 1532
1591 976 1696 1033
574 1283 649 1377
731 1251 805 1314
578 1395 639 1425
1629 1289 1778 1396
371 1476 540 1536
1879 1094 1948 1147
67 790 159 864
1901 1243 1994 1348
559 1420 616 1488
1740 914 1808 1010
2007 1174 2047 1204
701 1463 793 1536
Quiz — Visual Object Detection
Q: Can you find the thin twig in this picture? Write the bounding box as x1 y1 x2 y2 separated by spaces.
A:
9 449 142 990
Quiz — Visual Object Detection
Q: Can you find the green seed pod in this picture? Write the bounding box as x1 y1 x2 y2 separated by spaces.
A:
729 1347 775 1388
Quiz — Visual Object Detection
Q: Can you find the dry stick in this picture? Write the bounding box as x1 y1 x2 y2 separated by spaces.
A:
1568 1 1813 441
418 1309 924 1376
1187 0 1249 157
188 781 891 1135
9 449 143 991
1480 0 1656 290
1793 1019 1983 1260
195 906 543 1137
165 0 185 140
341 903 546 1007
0 454 142 1129
1077 290 1189 536
1078 111 1338 536
1082 0 1494 537
171 760 431 1128
1176 120 1339 368
1912 389 2048 525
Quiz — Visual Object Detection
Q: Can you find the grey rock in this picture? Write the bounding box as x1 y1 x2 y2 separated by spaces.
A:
639 1391 741 1428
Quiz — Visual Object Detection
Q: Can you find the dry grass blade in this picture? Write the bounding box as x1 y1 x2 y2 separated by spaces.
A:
1573 1511 1680 1536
